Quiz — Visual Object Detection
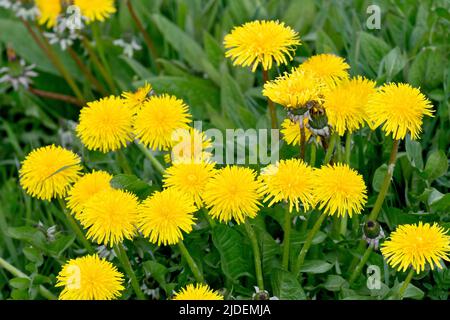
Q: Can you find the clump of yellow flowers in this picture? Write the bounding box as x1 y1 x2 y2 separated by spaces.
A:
16 17 445 302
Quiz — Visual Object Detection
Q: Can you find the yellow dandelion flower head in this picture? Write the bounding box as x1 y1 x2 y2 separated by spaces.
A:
133 94 192 151
263 67 323 109
381 222 450 273
281 118 312 146
66 170 112 219
323 76 377 136
313 163 367 218
56 254 124 300
20 145 82 201
366 83 433 140
79 188 139 247
170 128 213 164
76 96 134 153
173 283 224 300
224 20 301 72
138 188 197 246
203 166 263 224
121 82 153 113
259 159 315 213
35 0 62 28
299 53 350 87
163 161 216 208
73 0 116 23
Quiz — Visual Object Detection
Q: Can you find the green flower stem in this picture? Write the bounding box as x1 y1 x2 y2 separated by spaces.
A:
345 132 352 164
81 35 117 94
22 19 85 103
117 149 133 174
57 198 94 254
202 208 216 229
126 0 159 71
299 124 307 160
244 221 264 290
348 139 400 274
67 47 108 96
135 143 166 175
177 241 204 284
293 211 327 277
309 142 317 167
299 212 311 234
398 269 415 299
282 206 292 270
368 139 400 221
348 244 373 285
114 245 146 300
323 133 338 165
0 257 57 300
262 69 278 129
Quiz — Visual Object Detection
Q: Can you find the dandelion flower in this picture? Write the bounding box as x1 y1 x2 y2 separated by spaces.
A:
263 68 323 109
173 283 224 300
299 53 349 86
259 159 315 212
77 96 134 153
224 20 300 72
122 82 152 113
138 189 197 246
134 94 192 151
170 128 213 163
313 163 367 218
56 254 124 300
381 222 450 273
163 161 216 207
366 83 433 140
20 145 82 200
281 118 312 146
35 0 61 28
79 188 139 247
73 0 116 22
323 76 377 136
66 170 113 219
203 166 263 224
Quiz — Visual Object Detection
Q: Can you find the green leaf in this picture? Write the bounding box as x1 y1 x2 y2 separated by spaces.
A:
7 227 47 250
358 32 391 74
47 235 76 257
372 164 388 192
9 278 30 290
430 194 450 213
405 136 424 170
323 275 347 292
143 260 169 292
271 269 306 300
299 260 334 274
110 174 156 200
211 224 253 282
401 283 425 300
424 150 448 181
378 47 407 81
408 47 446 90
23 247 43 266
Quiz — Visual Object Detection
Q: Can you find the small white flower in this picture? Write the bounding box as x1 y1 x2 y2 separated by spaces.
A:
0 0 13 9
114 37 142 58
0 60 38 91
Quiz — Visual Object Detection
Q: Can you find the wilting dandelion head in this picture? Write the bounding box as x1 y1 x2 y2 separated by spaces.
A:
381 222 450 273
299 53 350 86
203 166 263 224
73 0 116 23
170 128 213 164
66 170 112 219
20 145 82 200
173 284 224 300
224 20 300 72
79 188 139 247
323 76 377 136
164 161 216 208
56 254 124 300
35 0 61 28
366 83 433 140
121 82 152 113
138 189 197 246
263 68 323 109
313 163 367 218
259 159 315 213
133 94 192 151
76 96 134 153
281 118 312 146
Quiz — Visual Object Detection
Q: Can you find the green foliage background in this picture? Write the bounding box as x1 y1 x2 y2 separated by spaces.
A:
0 0 449 300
